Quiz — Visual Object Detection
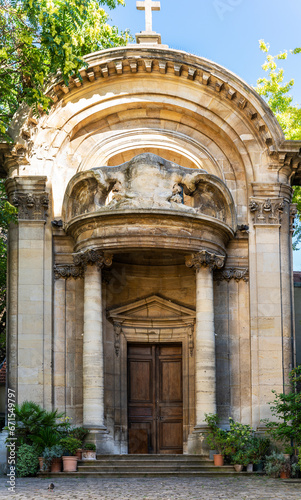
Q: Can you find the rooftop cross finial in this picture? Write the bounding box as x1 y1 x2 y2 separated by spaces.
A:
136 0 161 32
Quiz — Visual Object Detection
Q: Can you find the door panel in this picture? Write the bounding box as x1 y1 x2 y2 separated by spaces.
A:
128 343 183 454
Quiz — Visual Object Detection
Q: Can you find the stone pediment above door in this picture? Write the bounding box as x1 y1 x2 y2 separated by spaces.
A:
107 295 195 328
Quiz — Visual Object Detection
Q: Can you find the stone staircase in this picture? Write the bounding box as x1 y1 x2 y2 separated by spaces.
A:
41 454 262 478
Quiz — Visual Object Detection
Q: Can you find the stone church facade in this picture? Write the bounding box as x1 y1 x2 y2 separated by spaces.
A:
2 34 301 454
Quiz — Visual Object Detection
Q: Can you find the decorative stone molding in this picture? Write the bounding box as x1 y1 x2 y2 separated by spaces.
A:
113 322 122 357
188 324 195 357
290 203 298 232
185 250 225 271
73 249 113 271
249 198 284 225
213 267 249 283
53 264 84 280
10 192 49 221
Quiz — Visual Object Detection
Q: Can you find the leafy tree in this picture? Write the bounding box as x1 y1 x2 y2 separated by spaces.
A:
255 41 301 248
0 0 130 141
262 366 301 450
0 182 16 364
0 0 130 363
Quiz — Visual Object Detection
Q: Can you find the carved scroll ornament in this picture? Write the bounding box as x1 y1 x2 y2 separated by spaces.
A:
11 192 49 221
54 264 84 280
249 198 284 225
73 249 113 271
185 249 225 271
214 267 249 283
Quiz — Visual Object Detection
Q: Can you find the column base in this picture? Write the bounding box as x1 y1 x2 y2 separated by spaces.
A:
187 425 211 456
84 426 115 454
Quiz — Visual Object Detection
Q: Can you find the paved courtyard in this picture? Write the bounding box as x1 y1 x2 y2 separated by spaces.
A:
1 476 301 500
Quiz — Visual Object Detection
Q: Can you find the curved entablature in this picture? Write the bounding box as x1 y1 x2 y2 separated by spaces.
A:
48 46 284 148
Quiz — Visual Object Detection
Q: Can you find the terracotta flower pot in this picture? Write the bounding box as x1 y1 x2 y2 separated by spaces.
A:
280 470 290 479
62 456 78 472
51 458 62 473
38 457 50 472
213 454 224 466
76 449 82 460
234 464 243 472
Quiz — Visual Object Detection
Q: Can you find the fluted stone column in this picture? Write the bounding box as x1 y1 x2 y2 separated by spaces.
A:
186 250 225 454
74 249 113 431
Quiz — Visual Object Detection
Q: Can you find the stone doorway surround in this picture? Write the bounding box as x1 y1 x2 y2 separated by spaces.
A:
107 295 195 454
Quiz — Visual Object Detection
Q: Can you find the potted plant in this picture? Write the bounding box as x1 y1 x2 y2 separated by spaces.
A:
204 413 227 466
265 451 289 478
42 444 64 473
59 437 81 472
82 442 97 460
231 449 250 472
69 426 89 460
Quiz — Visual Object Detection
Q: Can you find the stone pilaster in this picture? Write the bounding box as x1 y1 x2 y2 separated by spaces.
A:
186 250 225 454
248 187 294 428
5 177 52 410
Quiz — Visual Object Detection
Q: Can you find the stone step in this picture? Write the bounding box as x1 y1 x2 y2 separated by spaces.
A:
94 454 208 461
40 470 264 478
77 465 234 472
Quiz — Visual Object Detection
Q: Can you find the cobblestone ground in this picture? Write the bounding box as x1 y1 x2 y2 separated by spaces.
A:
0 477 301 500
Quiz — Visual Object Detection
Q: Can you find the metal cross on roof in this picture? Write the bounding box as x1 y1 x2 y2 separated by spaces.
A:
136 0 161 32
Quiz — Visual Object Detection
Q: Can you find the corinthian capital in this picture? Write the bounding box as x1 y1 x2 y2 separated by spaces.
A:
185 250 225 271
73 249 113 271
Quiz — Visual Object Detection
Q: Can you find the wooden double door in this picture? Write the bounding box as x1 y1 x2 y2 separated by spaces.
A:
128 343 183 454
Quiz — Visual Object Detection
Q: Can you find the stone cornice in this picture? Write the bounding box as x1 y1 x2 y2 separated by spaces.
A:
214 267 249 283
185 250 225 271
249 197 284 225
73 248 113 271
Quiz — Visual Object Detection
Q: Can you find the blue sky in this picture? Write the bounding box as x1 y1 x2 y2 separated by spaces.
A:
108 0 301 269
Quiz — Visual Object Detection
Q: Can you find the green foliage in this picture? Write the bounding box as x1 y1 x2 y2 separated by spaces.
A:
69 426 89 444
205 413 270 465
265 451 289 478
13 400 69 450
42 444 64 469
0 179 17 363
84 442 96 451
204 413 228 455
16 443 40 477
59 436 81 456
255 40 301 249
0 0 131 141
262 366 301 449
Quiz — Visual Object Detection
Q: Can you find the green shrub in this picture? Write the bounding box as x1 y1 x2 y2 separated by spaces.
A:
84 443 96 451
42 444 64 470
16 444 39 477
59 437 81 456
12 401 69 448
265 451 288 478
69 426 89 444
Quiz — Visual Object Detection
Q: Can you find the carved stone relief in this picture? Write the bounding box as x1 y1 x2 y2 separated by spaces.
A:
53 264 84 280
185 250 225 271
63 153 236 229
73 249 113 271
249 198 284 225
11 192 49 221
213 267 249 283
